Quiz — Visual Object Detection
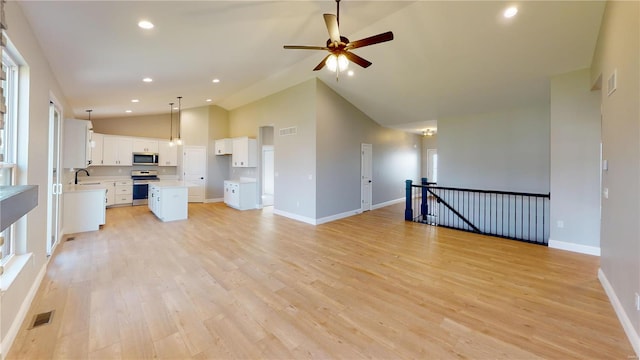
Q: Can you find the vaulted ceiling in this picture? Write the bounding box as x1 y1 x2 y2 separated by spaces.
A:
18 1 605 133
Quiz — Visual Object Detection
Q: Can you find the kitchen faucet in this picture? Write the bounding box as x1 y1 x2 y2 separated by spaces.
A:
75 168 90 184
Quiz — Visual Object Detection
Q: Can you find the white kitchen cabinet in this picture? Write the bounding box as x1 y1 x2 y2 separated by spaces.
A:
215 138 233 155
63 188 106 233
63 119 92 169
100 181 115 206
158 140 178 166
102 135 133 166
149 183 188 222
114 180 133 205
232 137 257 167
133 139 159 153
89 132 104 166
224 180 256 210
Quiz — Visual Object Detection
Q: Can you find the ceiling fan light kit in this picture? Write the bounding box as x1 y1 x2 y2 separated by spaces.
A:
283 0 394 78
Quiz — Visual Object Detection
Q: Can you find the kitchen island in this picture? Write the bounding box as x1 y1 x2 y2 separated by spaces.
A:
148 181 190 222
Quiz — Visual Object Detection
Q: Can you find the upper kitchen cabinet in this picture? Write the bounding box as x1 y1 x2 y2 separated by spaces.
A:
133 139 159 153
90 132 103 166
158 140 178 166
232 137 257 167
215 138 233 155
63 119 92 169
102 135 133 166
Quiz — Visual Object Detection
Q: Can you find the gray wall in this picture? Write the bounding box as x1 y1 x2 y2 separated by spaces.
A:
207 105 230 200
229 79 317 220
438 104 550 193
549 69 601 249
591 0 640 341
92 113 171 139
316 80 420 218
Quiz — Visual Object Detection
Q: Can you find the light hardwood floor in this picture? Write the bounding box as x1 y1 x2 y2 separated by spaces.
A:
7 203 635 359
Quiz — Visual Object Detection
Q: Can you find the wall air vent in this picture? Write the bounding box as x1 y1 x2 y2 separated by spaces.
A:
279 126 298 136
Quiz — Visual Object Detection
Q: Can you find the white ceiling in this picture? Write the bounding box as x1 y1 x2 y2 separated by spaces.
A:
18 1 605 133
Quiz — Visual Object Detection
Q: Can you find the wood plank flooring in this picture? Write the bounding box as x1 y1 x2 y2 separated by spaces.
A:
7 203 635 359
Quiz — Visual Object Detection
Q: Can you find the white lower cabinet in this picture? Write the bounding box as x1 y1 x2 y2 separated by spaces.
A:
224 180 256 210
114 180 133 205
63 189 106 233
101 181 115 206
101 180 132 206
149 184 188 222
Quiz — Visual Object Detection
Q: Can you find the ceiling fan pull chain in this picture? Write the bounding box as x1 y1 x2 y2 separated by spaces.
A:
336 0 340 26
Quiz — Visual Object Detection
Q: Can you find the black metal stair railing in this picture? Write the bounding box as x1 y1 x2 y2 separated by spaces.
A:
405 178 550 245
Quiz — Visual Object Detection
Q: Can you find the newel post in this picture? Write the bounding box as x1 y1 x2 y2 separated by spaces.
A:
405 180 413 221
421 178 429 221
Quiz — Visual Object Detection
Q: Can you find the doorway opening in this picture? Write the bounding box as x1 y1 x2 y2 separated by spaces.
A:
259 126 275 207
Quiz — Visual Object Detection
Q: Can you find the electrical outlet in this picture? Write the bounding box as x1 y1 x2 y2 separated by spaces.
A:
635 293 640 311
557 220 564 229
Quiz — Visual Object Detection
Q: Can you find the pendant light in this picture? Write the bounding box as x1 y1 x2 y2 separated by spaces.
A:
168 102 174 147
175 96 183 145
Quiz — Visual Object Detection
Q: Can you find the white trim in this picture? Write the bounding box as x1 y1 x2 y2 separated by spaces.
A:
372 197 404 210
273 209 317 225
204 198 223 203
548 239 601 256
316 209 361 225
0 259 47 360
598 268 640 358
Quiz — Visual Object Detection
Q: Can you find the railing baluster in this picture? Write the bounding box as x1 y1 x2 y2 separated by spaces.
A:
407 182 549 245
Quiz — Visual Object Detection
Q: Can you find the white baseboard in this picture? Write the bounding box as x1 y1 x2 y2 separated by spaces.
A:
1 260 47 360
204 198 223 203
316 209 361 225
598 268 640 358
548 239 601 256
372 197 405 210
272 209 317 225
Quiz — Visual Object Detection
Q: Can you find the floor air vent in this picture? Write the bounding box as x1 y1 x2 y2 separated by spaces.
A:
29 310 54 329
66 237 76 241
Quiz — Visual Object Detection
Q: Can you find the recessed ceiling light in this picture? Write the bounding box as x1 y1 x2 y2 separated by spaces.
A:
206 99 212 102
131 99 139 103
212 78 220 83
347 70 354 77
125 110 132 113
504 6 518 18
138 20 154 29
142 77 153 83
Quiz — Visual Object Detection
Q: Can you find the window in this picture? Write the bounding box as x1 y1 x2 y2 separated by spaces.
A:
1 45 19 268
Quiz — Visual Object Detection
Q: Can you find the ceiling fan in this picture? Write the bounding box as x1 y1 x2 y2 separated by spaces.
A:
283 0 394 73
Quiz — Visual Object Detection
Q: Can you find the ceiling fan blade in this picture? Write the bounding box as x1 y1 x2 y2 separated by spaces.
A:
313 54 331 71
284 45 329 50
346 31 394 50
323 14 341 44
344 51 372 68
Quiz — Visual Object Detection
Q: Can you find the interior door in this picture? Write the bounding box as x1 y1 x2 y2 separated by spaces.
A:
47 100 62 255
183 146 206 202
361 143 372 212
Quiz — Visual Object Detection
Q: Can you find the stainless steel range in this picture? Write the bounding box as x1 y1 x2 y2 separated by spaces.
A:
131 170 160 205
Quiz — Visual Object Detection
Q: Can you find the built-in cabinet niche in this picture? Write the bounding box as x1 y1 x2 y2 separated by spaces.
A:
215 137 257 168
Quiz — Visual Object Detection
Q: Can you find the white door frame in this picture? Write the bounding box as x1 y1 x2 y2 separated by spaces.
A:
361 143 372 212
47 98 63 256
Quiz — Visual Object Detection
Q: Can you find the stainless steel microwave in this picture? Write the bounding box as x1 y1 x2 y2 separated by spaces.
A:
132 152 159 166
